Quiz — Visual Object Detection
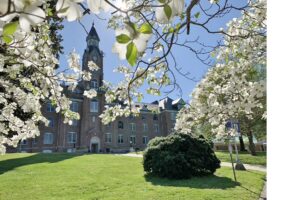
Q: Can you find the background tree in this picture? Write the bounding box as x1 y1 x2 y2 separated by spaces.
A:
175 0 266 156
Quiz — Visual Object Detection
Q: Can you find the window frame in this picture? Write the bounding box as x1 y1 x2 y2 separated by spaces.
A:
118 121 124 129
90 79 98 89
154 124 159 133
70 101 79 112
142 136 148 145
67 132 77 144
143 123 148 132
118 134 124 144
46 103 55 112
44 132 54 144
105 133 112 143
130 135 136 145
90 100 99 112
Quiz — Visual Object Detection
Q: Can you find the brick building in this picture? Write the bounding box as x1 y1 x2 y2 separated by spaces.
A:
16 25 185 153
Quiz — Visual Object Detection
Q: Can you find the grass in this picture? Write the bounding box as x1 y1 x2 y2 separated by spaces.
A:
0 153 265 200
130 151 267 166
215 151 267 166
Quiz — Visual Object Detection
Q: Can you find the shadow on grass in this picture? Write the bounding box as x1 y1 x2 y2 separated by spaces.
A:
0 153 83 175
144 173 240 189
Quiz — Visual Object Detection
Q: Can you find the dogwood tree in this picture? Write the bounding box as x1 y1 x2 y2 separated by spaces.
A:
175 0 266 155
0 0 265 154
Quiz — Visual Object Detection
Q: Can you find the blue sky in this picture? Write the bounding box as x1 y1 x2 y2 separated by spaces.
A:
59 0 246 103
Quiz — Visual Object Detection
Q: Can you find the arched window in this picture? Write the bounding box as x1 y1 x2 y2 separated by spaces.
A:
118 121 124 129
90 100 98 112
44 132 54 144
90 79 98 89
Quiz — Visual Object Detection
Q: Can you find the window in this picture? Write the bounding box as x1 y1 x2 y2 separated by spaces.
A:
67 132 77 144
105 133 112 143
141 114 146 120
154 124 159 133
21 140 27 145
33 138 38 145
118 135 124 144
153 114 158 120
48 118 54 127
118 121 124 129
46 103 55 112
143 136 148 145
130 135 136 144
171 112 177 121
143 123 148 132
44 132 54 144
106 122 112 129
90 100 98 112
70 101 79 112
129 114 134 120
130 123 136 131
92 116 96 122
90 79 98 89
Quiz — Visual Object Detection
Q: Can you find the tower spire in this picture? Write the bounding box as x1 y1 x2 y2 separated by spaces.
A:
86 24 100 47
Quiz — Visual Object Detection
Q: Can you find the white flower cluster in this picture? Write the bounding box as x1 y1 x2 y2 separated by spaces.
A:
175 0 266 137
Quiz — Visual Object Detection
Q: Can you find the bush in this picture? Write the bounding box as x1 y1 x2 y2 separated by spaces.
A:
143 132 220 179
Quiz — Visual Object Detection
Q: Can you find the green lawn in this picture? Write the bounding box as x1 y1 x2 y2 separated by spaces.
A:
215 151 267 166
130 151 267 166
0 153 265 200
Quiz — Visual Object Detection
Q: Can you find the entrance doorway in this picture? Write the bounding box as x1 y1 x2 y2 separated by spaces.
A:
90 136 100 153
91 143 98 153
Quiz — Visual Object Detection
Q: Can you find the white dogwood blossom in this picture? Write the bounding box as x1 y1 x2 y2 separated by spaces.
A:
155 0 184 23
83 89 98 98
0 0 46 32
112 24 152 61
87 0 111 14
56 0 83 21
175 0 266 137
0 0 266 154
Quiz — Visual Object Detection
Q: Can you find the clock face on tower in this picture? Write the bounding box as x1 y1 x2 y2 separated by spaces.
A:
92 55 97 61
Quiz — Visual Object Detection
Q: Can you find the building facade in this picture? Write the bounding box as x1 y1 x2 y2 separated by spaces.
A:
16 26 185 153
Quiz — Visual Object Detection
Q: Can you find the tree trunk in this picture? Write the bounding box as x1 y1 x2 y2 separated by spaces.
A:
247 130 257 156
239 135 247 152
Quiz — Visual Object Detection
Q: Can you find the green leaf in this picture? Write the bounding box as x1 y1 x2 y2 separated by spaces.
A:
126 42 138 66
158 0 166 3
139 23 152 34
164 4 172 20
3 21 18 36
2 35 13 44
125 22 138 33
116 34 131 44
195 12 200 19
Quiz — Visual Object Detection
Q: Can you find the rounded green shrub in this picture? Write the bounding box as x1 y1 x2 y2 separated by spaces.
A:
143 132 220 179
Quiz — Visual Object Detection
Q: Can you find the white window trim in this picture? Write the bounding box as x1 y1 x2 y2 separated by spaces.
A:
154 124 159 133
143 136 148 145
118 134 124 144
143 123 148 132
130 135 136 144
67 132 77 144
90 100 99 112
105 133 112 143
44 132 54 144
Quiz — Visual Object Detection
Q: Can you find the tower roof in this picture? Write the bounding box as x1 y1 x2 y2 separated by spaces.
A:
87 24 100 41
